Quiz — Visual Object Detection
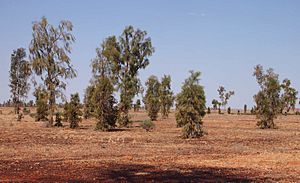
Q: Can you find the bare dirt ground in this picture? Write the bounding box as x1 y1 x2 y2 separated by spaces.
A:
0 107 299 182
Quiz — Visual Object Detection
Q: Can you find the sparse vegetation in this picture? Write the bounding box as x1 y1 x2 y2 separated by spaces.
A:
217 86 234 112
141 120 155 131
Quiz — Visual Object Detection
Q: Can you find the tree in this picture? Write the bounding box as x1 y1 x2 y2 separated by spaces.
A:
280 79 298 113
212 99 220 110
134 99 141 112
175 71 206 138
253 65 281 129
159 75 174 118
100 26 155 127
9 48 31 116
65 93 82 129
34 87 48 122
29 16 77 126
91 42 118 131
93 77 118 131
144 76 161 121
244 104 247 114
83 85 95 119
218 86 234 111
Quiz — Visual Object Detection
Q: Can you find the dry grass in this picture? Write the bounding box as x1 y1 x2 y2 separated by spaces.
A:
0 107 299 182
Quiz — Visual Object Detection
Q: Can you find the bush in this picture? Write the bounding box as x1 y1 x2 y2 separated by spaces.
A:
54 112 63 127
141 120 155 132
23 107 30 115
227 107 231 114
207 107 211 114
175 71 206 138
34 88 48 122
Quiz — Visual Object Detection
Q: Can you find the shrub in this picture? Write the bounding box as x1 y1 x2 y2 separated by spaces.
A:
244 104 247 114
23 107 30 115
207 107 211 114
175 71 206 138
54 112 63 127
227 107 231 114
141 120 155 132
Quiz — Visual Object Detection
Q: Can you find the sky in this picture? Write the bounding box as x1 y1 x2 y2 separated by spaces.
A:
0 0 300 108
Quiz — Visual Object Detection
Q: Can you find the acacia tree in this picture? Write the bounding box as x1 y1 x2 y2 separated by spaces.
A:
159 75 174 118
29 16 77 126
101 26 155 127
9 48 31 116
253 65 281 129
217 86 234 111
144 76 161 121
91 43 118 131
280 79 298 113
176 71 206 138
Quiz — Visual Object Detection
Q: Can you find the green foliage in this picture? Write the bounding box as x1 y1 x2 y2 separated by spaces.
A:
64 93 82 129
141 120 155 132
54 112 63 127
23 107 31 115
98 26 155 127
212 99 220 110
93 77 118 131
218 86 234 110
280 79 298 113
253 65 281 129
29 16 77 126
83 85 95 119
159 75 174 119
34 87 48 122
134 99 141 112
175 71 206 138
144 76 161 121
9 48 31 117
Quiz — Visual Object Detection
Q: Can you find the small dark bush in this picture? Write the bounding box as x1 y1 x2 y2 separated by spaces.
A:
141 120 155 132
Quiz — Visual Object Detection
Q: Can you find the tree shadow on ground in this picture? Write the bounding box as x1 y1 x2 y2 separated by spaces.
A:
94 163 268 182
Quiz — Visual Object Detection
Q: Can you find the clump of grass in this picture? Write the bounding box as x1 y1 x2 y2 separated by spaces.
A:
141 120 155 132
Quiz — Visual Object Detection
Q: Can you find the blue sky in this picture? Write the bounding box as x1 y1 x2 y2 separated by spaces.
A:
0 0 300 108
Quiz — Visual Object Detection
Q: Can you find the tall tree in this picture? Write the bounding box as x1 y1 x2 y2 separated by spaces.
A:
83 85 95 119
253 65 281 129
176 71 206 138
101 26 155 127
9 48 31 116
159 75 174 118
144 76 161 121
280 79 298 113
29 16 76 126
217 86 234 111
